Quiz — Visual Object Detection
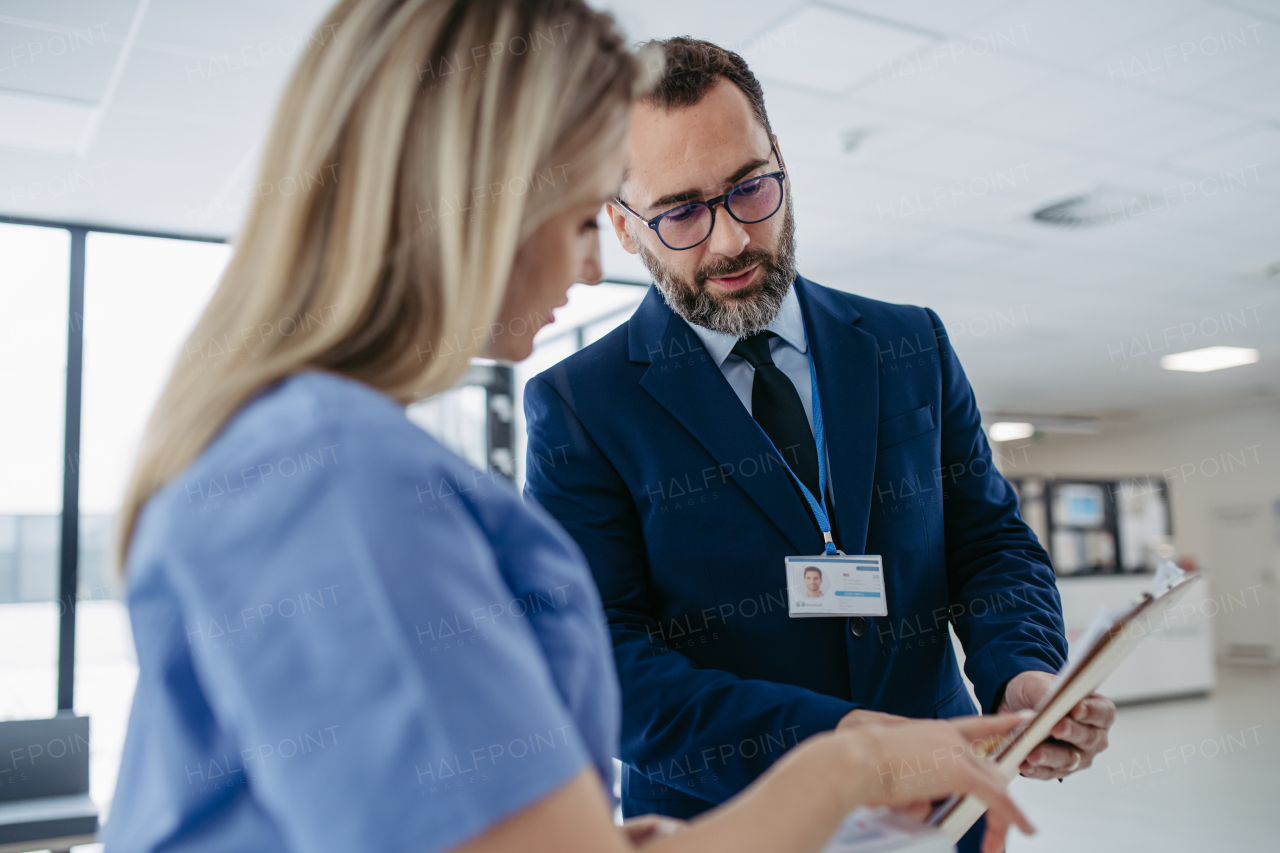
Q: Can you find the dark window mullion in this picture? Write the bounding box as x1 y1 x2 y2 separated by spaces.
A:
57 227 87 713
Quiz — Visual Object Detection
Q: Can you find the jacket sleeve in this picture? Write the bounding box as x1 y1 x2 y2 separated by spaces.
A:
522 372 858 805
928 308 1068 712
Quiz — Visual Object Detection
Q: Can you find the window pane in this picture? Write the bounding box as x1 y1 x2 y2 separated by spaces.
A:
0 223 69 723
407 385 488 471
80 233 230 521
79 232 230 818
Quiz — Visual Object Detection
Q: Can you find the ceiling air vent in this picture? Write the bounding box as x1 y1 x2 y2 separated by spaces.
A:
841 127 875 153
1031 186 1144 227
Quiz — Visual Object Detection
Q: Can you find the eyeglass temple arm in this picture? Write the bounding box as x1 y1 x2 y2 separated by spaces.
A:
614 141 783 228
612 196 663 231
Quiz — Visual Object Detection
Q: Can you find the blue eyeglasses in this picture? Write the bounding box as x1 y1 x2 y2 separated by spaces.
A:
615 144 786 251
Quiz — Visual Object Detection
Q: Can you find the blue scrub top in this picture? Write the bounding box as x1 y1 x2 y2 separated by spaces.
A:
105 371 620 853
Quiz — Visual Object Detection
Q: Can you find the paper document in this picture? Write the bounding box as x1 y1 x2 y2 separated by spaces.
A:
820 807 953 853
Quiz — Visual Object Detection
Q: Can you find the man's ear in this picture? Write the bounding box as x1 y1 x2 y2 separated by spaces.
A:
605 202 638 255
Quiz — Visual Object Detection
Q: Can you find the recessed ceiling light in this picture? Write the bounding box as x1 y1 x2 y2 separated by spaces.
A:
989 422 1035 442
1160 346 1260 373
985 414 1101 434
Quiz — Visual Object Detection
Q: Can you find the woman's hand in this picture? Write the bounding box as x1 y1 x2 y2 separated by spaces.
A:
849 713 1036 853
621 815 685 846
446 717 1030 853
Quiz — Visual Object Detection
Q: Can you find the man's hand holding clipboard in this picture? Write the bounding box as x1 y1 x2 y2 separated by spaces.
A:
926 561 1204 843
996 670 1115 780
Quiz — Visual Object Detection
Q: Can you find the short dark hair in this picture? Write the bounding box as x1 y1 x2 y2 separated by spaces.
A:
804 567 821 577
639 36 772 136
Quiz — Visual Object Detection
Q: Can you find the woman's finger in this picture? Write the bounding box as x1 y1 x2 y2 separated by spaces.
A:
976 782 1034 838
891 802 932 821
621 814 684 845
950 711 1033 742
962 757 1036 837
981 807 1012 853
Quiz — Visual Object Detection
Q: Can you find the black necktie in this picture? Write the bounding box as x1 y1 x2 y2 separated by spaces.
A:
732 331 822 502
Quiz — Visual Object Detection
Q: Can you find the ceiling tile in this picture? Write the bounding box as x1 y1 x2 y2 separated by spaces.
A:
768 91 945 172
1070 100 1261 162
1174 127 1280 183
137 0 332 56
867 128 1074 193
974 74 1168 142
0 20 123 102
1098 6 1280 99
1200 52 1280 115
745 4 936 95
1213 0 1280 18
820 0 1018 34
848 49 1053 122
114 41 283 127
0 1 139 32
591 0 806 51
0 90 93 154
976 0 1206 69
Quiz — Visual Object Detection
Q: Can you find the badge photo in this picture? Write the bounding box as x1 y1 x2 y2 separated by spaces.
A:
785 555 888 618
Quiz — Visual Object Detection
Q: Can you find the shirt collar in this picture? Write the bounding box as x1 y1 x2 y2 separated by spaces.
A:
686 282 807 368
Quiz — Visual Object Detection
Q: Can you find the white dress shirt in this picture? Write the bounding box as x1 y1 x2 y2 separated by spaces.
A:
686 285 814 432
686 284 838 515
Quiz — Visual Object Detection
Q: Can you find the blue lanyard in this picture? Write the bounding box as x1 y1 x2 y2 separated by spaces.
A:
750 340 837 555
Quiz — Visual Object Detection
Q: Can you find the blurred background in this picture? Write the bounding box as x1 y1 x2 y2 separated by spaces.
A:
0 1 1276 851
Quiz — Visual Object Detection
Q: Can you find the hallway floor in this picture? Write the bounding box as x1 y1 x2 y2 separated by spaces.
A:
1008 665 1279 852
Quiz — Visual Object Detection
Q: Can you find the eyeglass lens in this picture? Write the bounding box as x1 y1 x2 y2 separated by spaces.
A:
657 174 782 249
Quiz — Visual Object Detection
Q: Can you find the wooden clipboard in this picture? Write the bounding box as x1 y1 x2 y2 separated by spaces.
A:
925 571 1203 842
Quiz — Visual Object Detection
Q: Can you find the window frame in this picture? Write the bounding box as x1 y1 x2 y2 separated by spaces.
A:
0 212 645 713
0 214 225 711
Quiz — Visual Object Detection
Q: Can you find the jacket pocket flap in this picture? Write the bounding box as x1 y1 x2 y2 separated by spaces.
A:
877 404 935 450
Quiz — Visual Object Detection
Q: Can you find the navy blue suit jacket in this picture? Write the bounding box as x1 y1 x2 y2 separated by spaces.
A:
523 275 1066 817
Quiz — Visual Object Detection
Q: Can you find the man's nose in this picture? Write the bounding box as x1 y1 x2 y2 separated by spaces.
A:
703 203 750 257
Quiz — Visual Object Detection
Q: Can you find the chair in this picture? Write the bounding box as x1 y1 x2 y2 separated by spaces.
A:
0 716 98 853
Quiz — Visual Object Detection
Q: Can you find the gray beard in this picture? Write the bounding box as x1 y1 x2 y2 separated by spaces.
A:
635 198 797 338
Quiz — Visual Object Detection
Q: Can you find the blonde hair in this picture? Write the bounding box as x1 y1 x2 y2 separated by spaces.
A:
118 0 647 567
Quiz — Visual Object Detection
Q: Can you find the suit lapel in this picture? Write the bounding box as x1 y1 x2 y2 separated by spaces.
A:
794 277 879 554
634 301 818 554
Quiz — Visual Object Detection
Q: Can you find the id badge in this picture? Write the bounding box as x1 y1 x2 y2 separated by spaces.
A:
786 554 888 618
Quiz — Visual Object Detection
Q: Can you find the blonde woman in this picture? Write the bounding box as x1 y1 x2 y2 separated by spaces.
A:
104 2 1033 852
